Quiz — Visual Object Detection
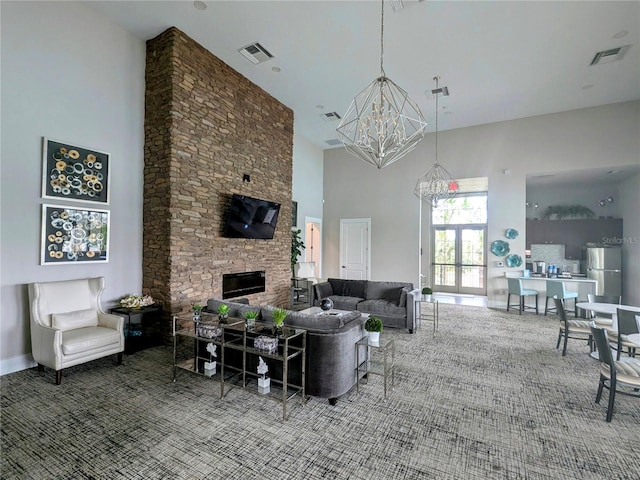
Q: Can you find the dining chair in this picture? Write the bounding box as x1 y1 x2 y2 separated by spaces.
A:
585 294 622 327
555 297 592 356
506 278 539 315
612 308 640 361
544 280 578 316
589 324 640 422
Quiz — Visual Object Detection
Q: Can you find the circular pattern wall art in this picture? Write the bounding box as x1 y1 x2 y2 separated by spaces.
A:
42 138 110 204
506 253 523 267
41 205 109 264
505 228 519 239
490 240 510 256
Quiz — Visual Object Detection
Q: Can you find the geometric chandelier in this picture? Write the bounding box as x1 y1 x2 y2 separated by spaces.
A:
336 0 427 169
414 76 458 206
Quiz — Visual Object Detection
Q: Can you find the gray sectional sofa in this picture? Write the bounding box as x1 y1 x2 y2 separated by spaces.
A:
312 278 420 333
205 298 366 404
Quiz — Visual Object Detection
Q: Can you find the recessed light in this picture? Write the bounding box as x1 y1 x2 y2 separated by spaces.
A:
193 1 207 11
613 30 628 39
582 84 593 90
316 105 325 110
272 66 281 73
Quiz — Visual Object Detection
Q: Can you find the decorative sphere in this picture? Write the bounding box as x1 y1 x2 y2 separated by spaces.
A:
320 298 334 311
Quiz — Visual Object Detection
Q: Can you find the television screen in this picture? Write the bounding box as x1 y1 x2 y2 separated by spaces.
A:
223 194 281 239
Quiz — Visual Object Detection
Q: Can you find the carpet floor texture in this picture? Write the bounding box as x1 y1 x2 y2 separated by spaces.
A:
1 304 638 479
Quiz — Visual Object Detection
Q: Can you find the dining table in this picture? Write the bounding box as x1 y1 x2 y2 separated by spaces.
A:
575 302 640 360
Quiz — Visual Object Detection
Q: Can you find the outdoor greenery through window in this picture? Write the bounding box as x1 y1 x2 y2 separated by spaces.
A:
432 194 487 225
431 193 488 293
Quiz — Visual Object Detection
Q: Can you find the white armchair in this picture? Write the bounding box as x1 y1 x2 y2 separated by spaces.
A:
28 276 124 384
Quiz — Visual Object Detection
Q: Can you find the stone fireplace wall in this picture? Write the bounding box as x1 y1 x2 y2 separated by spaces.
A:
143 27 293 327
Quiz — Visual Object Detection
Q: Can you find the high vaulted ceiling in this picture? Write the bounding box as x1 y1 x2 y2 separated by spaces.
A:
88 0 639 151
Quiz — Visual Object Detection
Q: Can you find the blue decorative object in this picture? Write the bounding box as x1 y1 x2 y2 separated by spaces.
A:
505 228 519 239
320 298 334 311
490 240 510 256
506 254 523 267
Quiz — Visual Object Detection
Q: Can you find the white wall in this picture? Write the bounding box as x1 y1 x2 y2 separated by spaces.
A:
0 2 146 373
619 172 640 306
323 101 640 307
292 133 324 247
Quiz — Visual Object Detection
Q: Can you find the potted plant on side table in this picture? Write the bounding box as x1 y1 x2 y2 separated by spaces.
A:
365 316 383 343
272 307 288 335
421 287 433 302
244 309 259 329
217 304 230 324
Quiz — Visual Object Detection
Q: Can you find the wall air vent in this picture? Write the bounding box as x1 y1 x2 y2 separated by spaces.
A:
590 45 631 65
320 112 342 122
325 139 342 146
238 42 274 64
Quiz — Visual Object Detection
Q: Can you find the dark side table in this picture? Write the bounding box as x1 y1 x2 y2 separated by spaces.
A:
110 305 163 354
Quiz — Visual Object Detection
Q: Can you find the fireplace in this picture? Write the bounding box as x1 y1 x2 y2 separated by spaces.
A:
222 271 266 299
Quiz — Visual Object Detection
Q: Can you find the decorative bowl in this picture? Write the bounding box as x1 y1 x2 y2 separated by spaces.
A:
506 253 523 267
505 228 519 239
490 240 510 256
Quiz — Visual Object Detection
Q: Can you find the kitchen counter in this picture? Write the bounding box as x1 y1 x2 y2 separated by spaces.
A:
505 275 598 306
511 276 597 284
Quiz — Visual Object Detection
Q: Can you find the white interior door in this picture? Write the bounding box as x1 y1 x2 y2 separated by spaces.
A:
304 217 322 277
340 218 370 280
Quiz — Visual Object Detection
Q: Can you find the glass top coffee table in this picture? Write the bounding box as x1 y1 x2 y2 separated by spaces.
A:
298 306 370 319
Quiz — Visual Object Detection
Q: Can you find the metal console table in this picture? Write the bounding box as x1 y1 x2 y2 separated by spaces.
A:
173 313 306 421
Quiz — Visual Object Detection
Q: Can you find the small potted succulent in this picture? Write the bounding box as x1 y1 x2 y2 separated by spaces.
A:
217 304 230 324
192 304 203 321
244 310 259 329
422 287 433 302
272 307 288 335
365 316 383 343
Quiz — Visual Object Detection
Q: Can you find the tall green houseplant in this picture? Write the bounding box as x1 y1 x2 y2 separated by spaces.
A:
291 228 305 273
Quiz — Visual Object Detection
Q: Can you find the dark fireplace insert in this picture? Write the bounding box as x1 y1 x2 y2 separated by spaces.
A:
222 271 266 299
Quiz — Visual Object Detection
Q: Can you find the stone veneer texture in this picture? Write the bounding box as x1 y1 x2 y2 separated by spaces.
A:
143 27 294 330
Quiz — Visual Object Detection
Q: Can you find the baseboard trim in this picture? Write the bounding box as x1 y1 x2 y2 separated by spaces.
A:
1 354 36 376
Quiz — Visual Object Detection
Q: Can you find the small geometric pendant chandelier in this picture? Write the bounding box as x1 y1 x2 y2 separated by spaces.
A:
336 0 427 169
414 76 458 207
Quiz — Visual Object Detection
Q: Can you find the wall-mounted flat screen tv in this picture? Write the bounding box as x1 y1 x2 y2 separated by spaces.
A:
223 194 281 239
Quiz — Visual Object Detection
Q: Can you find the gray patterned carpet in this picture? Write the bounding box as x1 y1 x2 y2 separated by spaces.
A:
2 304 639 479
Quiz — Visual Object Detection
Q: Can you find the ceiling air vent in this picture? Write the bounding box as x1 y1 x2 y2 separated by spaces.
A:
320 112 342 122
238 42 274 64
590 45 631 65
325 139 342 146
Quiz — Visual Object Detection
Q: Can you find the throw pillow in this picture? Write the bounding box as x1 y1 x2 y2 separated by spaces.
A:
52 308 99 331
315 282 334 300
381 287 404 306
398 288 408 307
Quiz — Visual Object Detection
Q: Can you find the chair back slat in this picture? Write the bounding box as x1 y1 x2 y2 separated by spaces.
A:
553 297 567 322
590 325 614 367
617 308 640 335
587 294 621 305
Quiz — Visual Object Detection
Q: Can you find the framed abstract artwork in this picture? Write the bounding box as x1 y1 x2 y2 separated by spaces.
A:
41 137 110 204
41 204 110 264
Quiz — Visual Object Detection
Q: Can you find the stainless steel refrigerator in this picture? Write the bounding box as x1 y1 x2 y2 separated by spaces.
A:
584 246 622 297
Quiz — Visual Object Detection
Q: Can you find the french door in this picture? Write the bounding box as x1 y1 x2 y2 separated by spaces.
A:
432 225 486 295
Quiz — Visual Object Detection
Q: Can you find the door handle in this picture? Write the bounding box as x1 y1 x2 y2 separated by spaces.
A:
341 266 346 268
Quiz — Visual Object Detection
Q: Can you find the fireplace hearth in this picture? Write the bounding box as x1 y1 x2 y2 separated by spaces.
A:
222 271 266 299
